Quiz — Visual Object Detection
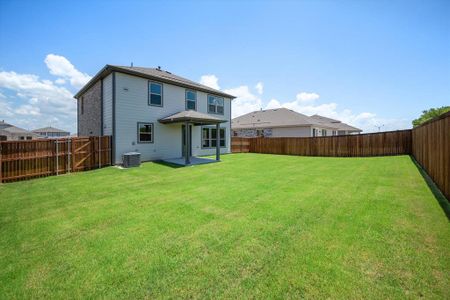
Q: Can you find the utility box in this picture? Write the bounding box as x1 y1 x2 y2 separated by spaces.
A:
122 152 141 168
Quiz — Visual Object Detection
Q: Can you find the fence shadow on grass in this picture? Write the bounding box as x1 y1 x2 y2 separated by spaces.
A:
410 156 450 220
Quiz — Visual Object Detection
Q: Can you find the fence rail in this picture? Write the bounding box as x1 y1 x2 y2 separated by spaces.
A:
0 136 111 183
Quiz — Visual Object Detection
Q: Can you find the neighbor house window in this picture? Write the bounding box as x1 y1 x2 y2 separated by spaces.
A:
185 89 196 110
26 136 32 140
312 128 317 137
202 127 225 148
137 122 154 143
207 95 224 114
149 82 163 106
323 130 327 136
80 97 84 114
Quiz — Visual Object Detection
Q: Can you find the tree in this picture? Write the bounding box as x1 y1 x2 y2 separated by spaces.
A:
412 106 450 127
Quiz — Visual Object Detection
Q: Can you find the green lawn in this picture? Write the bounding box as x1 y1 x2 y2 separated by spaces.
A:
1 154 449 299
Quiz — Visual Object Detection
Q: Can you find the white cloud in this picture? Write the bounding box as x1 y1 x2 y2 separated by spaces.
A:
0 99 14 118
0 54 86 132
55 78 66 85
45 54 91 88
263 92 410 133
199 74 220 90
255 82 264 95
225 85 263 118
14 104 41 116
296 92 320 103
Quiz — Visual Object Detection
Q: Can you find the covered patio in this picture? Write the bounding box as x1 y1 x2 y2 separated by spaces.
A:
158 110 227 166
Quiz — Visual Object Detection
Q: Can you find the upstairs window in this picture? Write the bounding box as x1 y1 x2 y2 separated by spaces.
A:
137 122 154 143
202 127 225 148
185 90 197 110
207 95 224 115
149 82 163 106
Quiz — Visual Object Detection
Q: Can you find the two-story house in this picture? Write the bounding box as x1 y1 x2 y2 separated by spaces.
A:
74 65 235 165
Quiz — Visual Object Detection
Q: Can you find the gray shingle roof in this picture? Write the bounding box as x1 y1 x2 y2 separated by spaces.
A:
74 65 236 99
310 114 362 132
0 122 40 136
32 126 69 133
232 108 335 130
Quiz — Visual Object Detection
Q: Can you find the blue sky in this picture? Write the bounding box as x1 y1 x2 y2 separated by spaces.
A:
0 0 449 133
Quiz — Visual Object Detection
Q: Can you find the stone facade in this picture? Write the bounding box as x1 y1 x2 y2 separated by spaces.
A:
233 128 273 137
78 79 102 136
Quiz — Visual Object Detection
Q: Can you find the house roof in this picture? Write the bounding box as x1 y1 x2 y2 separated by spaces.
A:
232 108 336 130
0 121 40 136
159 110 227 125
310 114 362 132
74 65 236 99
32 126 70 133
0 120 14 128
310 114 341 124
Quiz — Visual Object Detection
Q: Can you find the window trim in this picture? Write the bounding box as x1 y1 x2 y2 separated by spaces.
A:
185 89 197 111
201 126 226 149
207 94 225 115
148 81 163 107
137 122 154 144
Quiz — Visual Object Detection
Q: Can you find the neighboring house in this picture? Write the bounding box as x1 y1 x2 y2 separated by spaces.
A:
310 115 362 135
232 108 340 138
74 65 236 165
0 120 40 141
232 108 362 137
32 126 70 138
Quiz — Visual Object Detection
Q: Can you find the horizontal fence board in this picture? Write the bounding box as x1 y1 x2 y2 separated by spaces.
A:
0 136 111 183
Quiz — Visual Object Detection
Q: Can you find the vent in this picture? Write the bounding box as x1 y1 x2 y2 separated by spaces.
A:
123 152 141 168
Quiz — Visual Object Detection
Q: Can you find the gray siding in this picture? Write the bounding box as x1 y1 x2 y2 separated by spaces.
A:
102 74 113 136
78 79 102 136
114 72 231 164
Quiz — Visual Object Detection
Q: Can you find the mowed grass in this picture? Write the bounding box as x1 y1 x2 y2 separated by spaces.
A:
0 154 449 299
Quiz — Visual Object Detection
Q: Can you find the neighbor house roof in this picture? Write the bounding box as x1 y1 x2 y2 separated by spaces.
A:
32 126 70 133
310 114 362 132
159 110 227 125
0 121 40 137
74 65 236 99
232 108 336 130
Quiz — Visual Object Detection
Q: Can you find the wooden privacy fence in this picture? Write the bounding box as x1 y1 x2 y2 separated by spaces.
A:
412 112 450 200
231 137 250 153
0 136 111 183
232 116 449 201
232 130 412 157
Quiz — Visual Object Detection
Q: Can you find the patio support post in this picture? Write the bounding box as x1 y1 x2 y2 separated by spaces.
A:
216 123 220 161
185 121 190 165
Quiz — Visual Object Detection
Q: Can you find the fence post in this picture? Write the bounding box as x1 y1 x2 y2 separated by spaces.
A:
0 143 2 183
99 136 101 168
67 138 71 173
55 140 59 176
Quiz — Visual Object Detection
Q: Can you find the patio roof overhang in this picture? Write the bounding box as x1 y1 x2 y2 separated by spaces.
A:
158 110 227 126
